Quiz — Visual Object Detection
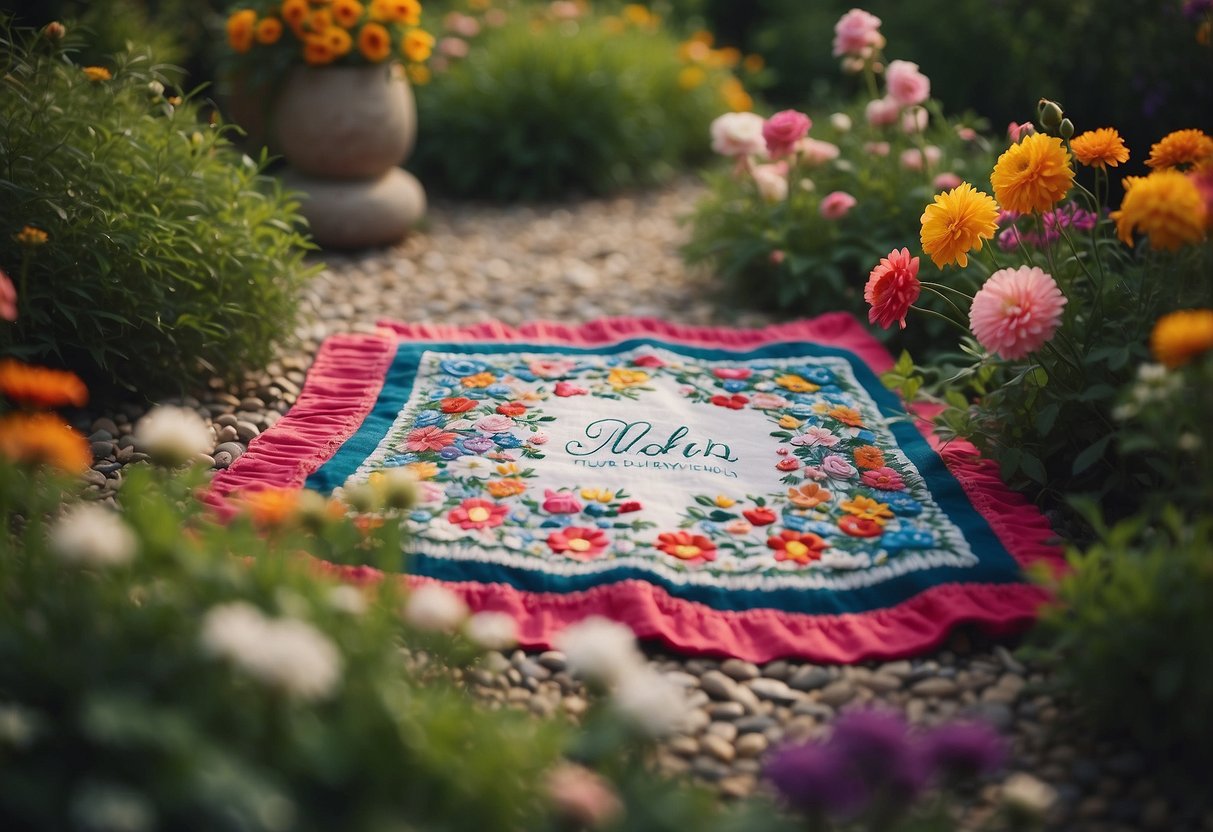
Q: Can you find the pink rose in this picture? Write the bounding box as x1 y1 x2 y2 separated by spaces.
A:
438 36 468 58
803 465 828 482
749 392 790 410
900 146 942 171
713 367 753 380
769 249 786 265
553 381 589 397
864 97 900 127
885 60 930 107
528 432 549 445
864 141 891 157
530 358 577 378
820 191 857 220
821 453 858 481
901 106 928 133
724 520 753 536
862 467 907 490
791 426 839 448
796 137 841 167
832 8 883 57
956 126 978 142
543 489 583 514
762 110 812 159
710 111 767 158
752 163 788 202
475 414 515 434
1007 121 1036 143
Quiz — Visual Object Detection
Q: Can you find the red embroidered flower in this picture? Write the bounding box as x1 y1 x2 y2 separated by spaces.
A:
405 425 458 452
553 381 589 397
447 498 509 530
496 402 528 417
767 529 829 564
618 501 642 513
776 457 800 472
440 397 477 413
542 489 583 514
547 526 609 561
743 507 777 526
655 531 717 563
713 368 753 380
838 515 885 538
861 466 907 491
710 393 749 410
632 355 666 368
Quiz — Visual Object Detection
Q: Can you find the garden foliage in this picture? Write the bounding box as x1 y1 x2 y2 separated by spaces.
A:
0 22 312 399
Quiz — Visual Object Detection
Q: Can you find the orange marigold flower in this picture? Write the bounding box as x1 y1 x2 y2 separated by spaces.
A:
719 77 752 113
486 478 527 498
14 225 48 247
1191 163 1213 230
82 65 112 82
1069 128 1130 170
325 25 353 56
282 0 310 29
919 182 1000 269
1150 309 1213 369
255 16 283 44
359 22 393 61
1146 129 1213 171
304 36 336 65
308 8 334 32
853 445 885 469
243 487 299 528
827 405 863 427
226 9 257 53
460 371 496 388
655 531 717 563
0 359 88 408
991 133 1074 214
1111 170 1207 251
0 412 91 473
332 0 364 27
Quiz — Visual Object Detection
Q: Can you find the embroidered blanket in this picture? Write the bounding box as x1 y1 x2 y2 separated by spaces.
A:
210 315 1063 663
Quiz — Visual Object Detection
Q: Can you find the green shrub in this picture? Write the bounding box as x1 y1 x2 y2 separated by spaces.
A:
0 23 313 400
411 9 740 200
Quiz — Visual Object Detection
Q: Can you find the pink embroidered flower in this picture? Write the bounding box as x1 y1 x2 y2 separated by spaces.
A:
865 247 921 330
710 393 749 410
933 172 963 191
864 141 891 157
865 97 900 127
969 266 1068 360
631 355 665 368
529 358 577 378
820 191 858 220
713 368 753 380
832 8 882 57
762 110 812 159
475 414 516 434
0 268 16 322
553 381 589 397
792 426 840 448
749 392 790 410
776 457 800 472
724 520 753 535
419 481 445 504
496 402 528 417
528 432 550 445
710 111 767 158
803 465 828 481
448 498 508 530
752 163 789 202
821 453 859 481
547 526 609 561
796 137 841 167
862 467 907 490
405 425 458 452
542 489 583 514
885 59 931 106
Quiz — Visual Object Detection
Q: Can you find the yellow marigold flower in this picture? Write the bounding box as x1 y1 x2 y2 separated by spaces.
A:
243 487 299 528
81 65 112 82
714 494 735 508
716 47 741 68
393 0 423 26
607 368 649 389
402 28 434 63
1069 128 1130 170
719 77 752 113
226 9 257 53
679 39 711 63
282 0 310 29
255 16 283 44
919 182 1000 269
1150 309 1213 369
332 0 364 28
990 133 1074 214
742 53 764 74
303 36 336 65
1111 170 1207 251
406 64 431 85
839 495 893 521
678 66 706 90
774 374 819 394
0 412 91 473
623 4 652 26
15 225 48 247
1146 129 1213 171
369 0 397 21
358 21 393 61
405 461 438 480
0 359 88 408
325 25 353 56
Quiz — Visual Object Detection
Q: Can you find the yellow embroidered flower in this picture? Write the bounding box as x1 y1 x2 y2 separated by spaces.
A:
487 478 527 498
495 462 520 476
1146 129 1213 171
405 461 438 480
1069 128 1130 170
839 495 893 521
990 133 1074 214
811 402 830 414
919 182 1000 269
358 21 392 61
402 28 434 63
774 373 819 394
607 368 649 389
14 225 48 247
82 65 112 82
255 16 283 44
778 415 803 430
580 488 616 503
1111 170 1207 251
332 0 364 28
460 371 496 388
1150 309 1213 369
827 405 863 427
713 494 736 508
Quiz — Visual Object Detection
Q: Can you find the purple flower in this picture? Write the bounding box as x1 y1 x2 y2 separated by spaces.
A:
828 709 927 798
764 742 868 817
921 721 1008 780
461 435 496 454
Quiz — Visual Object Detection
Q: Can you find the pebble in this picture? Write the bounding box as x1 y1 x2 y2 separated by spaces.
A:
788 666 833 692
235 421 261 442
706 702 746 721
705 722 737 743
734 715 777 734
699 734 735 763
746 678 801 704
214 442 246 460
817 680 857 708
911 677 959 697
720 658 760 681
735 733 768 758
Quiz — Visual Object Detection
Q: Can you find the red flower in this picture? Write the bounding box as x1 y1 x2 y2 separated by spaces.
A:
618 501 642 513
496 402 527 417
547 526 609 561
405 425 458 452
743 507 777 526
776 457 800 472
838 515 885 538
711 393 749 410
712 368 753 380
447 498 509 530
655 531 717 563
632 355 665 368
440 397 477 413
767 529 829 564
865 247 921 330
554 381 589 397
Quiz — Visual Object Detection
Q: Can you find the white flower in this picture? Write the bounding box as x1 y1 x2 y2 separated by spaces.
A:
327 585 368 616
133 406 212 466
829 112 852 132
0 703 38 748
444 418 475 431
449 456 494 478
1001 772 1057 818
555 617 643 686
612 667 689 737
465 611 518 650
751 164 788 203
404 584 468 631
709 111 767 158
200 602 342 701
49 503 137 567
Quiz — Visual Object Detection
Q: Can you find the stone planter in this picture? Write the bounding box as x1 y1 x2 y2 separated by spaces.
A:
270 63 425 249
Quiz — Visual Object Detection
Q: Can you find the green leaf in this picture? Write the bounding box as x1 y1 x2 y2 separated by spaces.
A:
1072 435 1113 475
1035 402 1061 435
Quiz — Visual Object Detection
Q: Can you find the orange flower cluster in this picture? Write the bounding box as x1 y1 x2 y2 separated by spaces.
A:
676 28 754 112
0 412 91 474
0 359 88 408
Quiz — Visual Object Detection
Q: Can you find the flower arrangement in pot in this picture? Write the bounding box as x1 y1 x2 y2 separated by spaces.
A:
222 0 436 248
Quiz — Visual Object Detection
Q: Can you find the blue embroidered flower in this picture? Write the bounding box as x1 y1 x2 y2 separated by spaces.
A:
819 385 844 396
485 383 513 398
722 380 748 393
428 387 454 400
383 453 419 467
409 510 432 523
509 508 531 523
783 514 838 537
462 389 488 400
433 374 462 387
884 493 923 516
790 394 817 406
444 484 473 499
823 392 852 405
460 436 496 455
800 367 835 385
582 503 609 517
856 429 877 443
881 528 935 551
596 519 613 529
413 410 444 428
440 359 489 376
540 515 573 529
789 404 818 418
781 513 809 532
438 446 465 460
511 369 538 382
494 434 524 449
699 521 720 535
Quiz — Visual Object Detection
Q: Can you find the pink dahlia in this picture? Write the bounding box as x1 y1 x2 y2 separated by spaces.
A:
763 110 812 159
832 8 882 57
864 248 921 330
969 266 1067 360
819 191 858 220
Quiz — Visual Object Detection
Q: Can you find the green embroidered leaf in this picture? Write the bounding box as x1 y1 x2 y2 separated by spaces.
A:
708 510 738 522
694 495 716 507
770 430 793 440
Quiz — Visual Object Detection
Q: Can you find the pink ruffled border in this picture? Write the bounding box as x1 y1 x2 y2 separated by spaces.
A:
210 314 1065 663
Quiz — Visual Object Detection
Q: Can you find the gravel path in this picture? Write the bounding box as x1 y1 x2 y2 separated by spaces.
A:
80 179 1205 832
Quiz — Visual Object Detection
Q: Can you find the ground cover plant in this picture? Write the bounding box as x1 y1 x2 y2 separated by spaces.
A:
0 21 312 400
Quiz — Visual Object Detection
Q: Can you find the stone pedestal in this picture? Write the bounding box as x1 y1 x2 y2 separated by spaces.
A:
282 168 426 250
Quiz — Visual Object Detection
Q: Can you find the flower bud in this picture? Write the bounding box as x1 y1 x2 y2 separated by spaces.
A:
1059 118 1074 139
1037 99 1064 132
42 21 66 41
147 80 165 97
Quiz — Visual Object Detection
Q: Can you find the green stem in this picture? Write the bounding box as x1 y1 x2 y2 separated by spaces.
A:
919 282 971 322
909 303 969 335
